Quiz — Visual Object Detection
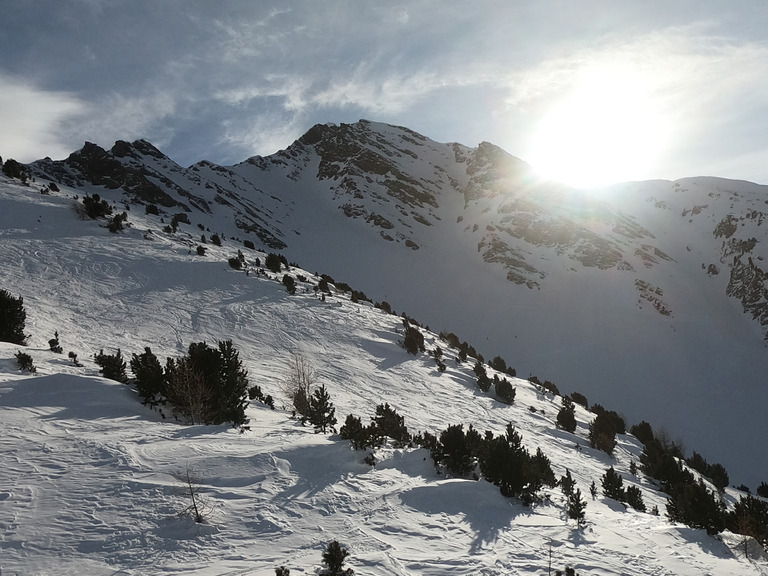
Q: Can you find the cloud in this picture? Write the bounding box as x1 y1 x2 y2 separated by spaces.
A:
0 74 86 161
492 22 768 180
61 89 180 152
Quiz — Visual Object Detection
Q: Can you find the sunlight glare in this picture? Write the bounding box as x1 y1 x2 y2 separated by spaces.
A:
526 67 667 189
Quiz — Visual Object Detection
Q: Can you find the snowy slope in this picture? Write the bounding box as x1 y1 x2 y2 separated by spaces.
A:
1 173 767 575
19 120 768 488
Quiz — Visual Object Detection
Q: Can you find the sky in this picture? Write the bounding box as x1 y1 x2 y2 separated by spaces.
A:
3 0 768 187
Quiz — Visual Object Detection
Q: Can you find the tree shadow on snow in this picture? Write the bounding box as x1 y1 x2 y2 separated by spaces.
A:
0 373 143 421
399 478 521 552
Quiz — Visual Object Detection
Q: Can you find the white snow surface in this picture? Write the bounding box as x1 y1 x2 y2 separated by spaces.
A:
1 176 767 574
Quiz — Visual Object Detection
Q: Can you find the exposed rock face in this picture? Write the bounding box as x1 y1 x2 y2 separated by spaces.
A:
24 119 768 340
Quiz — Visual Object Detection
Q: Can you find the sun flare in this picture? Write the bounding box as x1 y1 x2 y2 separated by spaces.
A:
526 67 667 189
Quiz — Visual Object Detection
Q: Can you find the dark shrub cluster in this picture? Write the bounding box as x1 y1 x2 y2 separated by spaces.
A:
94 349 129 383
479 424 556 504
265 252 286 273
15 350 36 373
588 411 617 455
130 341 250 428
570 391 589 408
493 375 516 404
418 421 555 504
0 289 27 345
48 331 63 353
600 466 646 512
556 396 577 433
340 403 410 450
248 384 275 409
686 451 729 492
282 274 296 295
107 212 128 233
667 480 726 535
82 193 113 219
402 324 424 355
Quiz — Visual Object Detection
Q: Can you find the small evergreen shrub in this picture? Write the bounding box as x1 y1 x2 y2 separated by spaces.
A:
15 350 36 373
589 412 617 455
145 203 159 215
211 233 222 246
556 396 577 432
94 349 129 383
757 481 768 498
282 274 296 294
48 331 63 353
107 212 128 233
164 340 250 427
265 252 282 273
243 239 255 250
372 403 410 447
228 257 243 270
437 424 481 476
402 326 424 355
560 469 575 497
625 485 646 512
196 245 206 256
340 414 371 450
82 193 113 219
304 384 337 433
493 375 516 404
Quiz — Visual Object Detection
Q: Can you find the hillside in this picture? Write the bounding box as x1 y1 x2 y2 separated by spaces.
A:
11 120 768 488
2 173 768 575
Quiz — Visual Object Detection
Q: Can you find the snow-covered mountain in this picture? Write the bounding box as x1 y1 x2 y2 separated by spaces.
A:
2 167 768 574
17 120 768 491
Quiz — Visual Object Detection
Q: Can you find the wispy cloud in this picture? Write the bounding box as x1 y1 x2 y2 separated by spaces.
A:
0 74 86 161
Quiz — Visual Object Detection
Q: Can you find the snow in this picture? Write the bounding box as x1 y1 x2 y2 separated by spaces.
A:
1 175 767 574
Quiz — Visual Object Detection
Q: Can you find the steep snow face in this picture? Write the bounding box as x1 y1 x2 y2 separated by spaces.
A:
0 174 766 575
19 120 768 488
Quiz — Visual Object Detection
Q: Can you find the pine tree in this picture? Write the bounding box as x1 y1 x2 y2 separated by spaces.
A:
666 480 726 535
567 488 587 528
130 347 165 404
601 466 626 502
625 485 646 512
94 349 129 383
439 424 475 476
589 412 617 455
321 540 353 576
0 289 27 345
214 340 250 428
403 326 424 355
557 396 577 433
340 414 370 450
372 403 410 447
494 375 516 404
561 469 575 497
305 384 337 433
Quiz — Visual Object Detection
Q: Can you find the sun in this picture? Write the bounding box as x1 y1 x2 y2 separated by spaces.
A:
525 67 667 189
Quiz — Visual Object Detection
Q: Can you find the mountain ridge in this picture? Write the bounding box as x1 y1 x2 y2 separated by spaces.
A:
8 119 768 488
